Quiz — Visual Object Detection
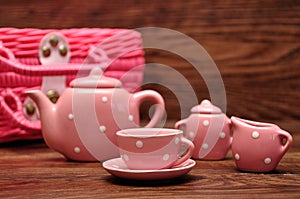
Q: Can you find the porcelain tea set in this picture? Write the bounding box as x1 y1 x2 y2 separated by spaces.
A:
26 68 293 180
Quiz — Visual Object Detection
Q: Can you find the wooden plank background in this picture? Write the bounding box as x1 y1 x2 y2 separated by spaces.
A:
0 0 299 134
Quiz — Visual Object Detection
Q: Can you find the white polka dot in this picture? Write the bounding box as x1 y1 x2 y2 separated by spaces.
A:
99 125 106 133
102 96 108 103
74 147 80 153
252 131 260 139
123 154 129 161
219 132 226 139
264 157 272 164
203 120 209 126
163 154 169 161
202 143 209 149
68 113 74 120
128 115 134 122
235 153 240 160
175 137 180 144
136 140 143 148
189 131 195 139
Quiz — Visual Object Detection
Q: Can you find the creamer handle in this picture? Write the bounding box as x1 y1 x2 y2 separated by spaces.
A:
277 129 293 155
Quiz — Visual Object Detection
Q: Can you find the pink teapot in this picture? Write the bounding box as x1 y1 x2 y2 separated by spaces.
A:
175 99 231 160
26 67 165 161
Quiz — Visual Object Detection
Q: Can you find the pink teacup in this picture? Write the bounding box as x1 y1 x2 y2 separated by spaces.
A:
116 128 194 170
231 116 293 172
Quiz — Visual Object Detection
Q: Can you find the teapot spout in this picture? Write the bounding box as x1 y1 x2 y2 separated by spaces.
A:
26 90 58 148
26 90 55 114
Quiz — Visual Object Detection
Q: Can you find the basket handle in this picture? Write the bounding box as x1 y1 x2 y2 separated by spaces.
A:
0 40 104 76
0 89 40 130
0 41 17 61
0 55 101 76
0 29 142 77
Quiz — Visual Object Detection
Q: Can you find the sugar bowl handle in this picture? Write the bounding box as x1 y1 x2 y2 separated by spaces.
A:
175 119 187 130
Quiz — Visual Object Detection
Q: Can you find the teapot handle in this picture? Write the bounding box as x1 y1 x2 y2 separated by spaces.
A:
131 90 165 128
277 129 293 155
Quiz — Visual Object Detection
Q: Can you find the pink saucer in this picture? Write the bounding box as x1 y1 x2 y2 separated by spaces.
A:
102 158 196 180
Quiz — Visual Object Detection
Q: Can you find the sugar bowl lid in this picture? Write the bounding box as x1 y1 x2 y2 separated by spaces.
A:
70 67 122 88
191 99 222 114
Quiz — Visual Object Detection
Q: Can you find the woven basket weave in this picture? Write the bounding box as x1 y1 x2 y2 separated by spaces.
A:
0 28 145 143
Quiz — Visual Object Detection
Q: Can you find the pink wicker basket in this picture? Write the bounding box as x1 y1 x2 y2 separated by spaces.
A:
0 28 145 143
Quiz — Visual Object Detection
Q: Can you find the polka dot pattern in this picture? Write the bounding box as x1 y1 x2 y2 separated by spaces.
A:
252 131 260 139
202 143 209 150
101 96 108 103
203 120 209 126
74 147 80 153
68 113 74 120
136 140 143 148
99 125 106 133
163 154 169 161
264 157 272 164
175 137 180 144
219 132 226 139
128 115 134 122
123 154 129 161
189 131 195 139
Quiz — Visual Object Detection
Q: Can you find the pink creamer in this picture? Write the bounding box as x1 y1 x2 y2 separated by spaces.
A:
175 99 231 160
26 67 165 162
231 116 293 172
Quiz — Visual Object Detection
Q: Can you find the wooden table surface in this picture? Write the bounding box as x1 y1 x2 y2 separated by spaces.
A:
0 123 299 199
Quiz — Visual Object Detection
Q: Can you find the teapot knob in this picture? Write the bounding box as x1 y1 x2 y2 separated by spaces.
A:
46 89 60 103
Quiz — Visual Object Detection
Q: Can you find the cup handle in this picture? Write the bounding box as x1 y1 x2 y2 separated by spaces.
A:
175 119 187 130
227 117 233 145
277 129 293 155
131 90 165 128
170 137 194 168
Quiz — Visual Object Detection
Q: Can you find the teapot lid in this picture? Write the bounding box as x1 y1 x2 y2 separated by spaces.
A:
70 67 122 88
191 99 222 114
